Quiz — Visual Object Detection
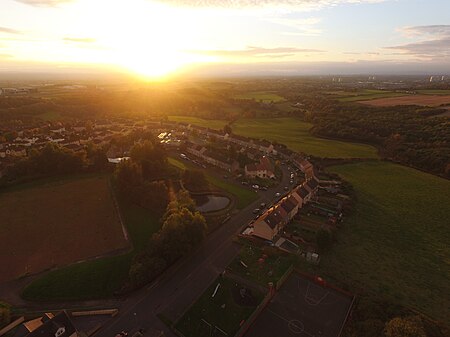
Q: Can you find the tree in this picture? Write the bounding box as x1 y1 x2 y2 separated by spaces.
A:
182 169 208 191
115 160 143 192
384 316 427 337
0 301 11 327
224 124 232 135
130 140 167 180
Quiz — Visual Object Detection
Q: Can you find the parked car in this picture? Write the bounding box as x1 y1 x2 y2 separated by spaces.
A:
261 186 268 191
260 203 266 208
252 184 260 189
275 192 281 197
284 186 289 191
252 208 260 214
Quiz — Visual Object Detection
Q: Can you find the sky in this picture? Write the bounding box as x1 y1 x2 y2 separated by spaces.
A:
0 0 449 78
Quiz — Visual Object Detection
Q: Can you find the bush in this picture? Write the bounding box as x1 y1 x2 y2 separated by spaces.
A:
0 301 11 328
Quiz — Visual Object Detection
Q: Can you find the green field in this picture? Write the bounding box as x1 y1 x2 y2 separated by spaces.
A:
318 161 450 320
233 91 286 102
168 116 229 130
416 89 450 95
333 89 408 102
38 111 62 121
22 179 161 301
168 157 257 209
232 118 378 158
175 276 264 337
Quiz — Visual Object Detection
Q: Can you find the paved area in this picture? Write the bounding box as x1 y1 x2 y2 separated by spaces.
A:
245 273 353 337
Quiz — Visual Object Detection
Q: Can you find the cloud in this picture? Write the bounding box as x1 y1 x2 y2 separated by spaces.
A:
187 46 325 58
400 25 450 37
63 37 96 43
269 17 322 36
155 0 385 9
14 0 73 7
0 26 22 35
385 25 450 59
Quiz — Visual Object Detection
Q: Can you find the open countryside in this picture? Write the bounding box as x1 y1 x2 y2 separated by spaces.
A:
324 161 450 320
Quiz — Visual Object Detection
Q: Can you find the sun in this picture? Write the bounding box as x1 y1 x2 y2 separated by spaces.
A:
69 0 206 79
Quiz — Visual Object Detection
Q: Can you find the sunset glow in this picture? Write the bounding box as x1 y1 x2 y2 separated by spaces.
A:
0 0 449 77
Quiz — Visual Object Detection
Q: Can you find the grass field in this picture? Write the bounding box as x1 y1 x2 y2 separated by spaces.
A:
175 276 264 337
318 161 450 320
0 175 127 284
232 118 378 159
359 94 450 107
21 178 161 301
233 91 286 102
329 89 408 102
38 111 62 121
168 157 257 209
417 89 450 95
168 116 229 130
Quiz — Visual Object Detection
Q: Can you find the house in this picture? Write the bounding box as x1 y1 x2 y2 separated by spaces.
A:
254 139 274 154
245 148 261 160
244 156 275 179
13 311 79 337
293 185 311 204
304 177 319 195
296 159 314 179
252 206 286 240
186 144 207 158
280 196 299 221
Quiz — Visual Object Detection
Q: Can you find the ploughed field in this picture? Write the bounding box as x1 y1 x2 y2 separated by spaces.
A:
0 175 128 283
359 94 450 107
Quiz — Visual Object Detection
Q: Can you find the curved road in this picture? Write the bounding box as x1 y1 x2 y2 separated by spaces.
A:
96 164 293 337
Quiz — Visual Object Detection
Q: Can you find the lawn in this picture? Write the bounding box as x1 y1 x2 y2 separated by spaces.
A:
168 116 229 130
21 178 162 301
317 161 450 320
232 118 378 159
175 276 264 337
228 245 294 287
233 91 286 102
0 175 127 284
168 157 257 209
416 89 450 95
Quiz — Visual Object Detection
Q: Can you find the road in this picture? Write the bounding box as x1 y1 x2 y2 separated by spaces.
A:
96 164 294 337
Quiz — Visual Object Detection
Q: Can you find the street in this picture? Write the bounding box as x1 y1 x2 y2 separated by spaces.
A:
96 163 293 337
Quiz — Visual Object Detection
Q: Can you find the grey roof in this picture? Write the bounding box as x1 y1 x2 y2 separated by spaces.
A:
27 311 77 337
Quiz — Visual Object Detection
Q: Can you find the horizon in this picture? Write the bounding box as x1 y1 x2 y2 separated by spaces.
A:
1 0 449 79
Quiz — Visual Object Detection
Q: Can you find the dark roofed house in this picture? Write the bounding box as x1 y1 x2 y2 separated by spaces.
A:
15 311 79 337
280 197 298 220
252 206 287 240
305 177 319 195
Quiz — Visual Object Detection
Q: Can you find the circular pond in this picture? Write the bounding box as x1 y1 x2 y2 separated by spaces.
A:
193 194 231 213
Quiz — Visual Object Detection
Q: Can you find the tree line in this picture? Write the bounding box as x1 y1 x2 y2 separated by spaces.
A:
294 95 449 177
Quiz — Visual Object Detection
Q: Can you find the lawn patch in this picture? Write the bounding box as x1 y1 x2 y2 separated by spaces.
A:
175 276 264 337
228 245 294 287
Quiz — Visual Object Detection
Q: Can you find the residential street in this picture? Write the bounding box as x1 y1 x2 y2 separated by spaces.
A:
96 164 293 337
